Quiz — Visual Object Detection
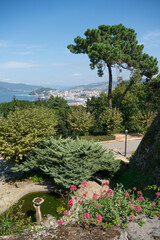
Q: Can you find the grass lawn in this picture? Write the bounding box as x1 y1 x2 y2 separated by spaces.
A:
80 135 115 142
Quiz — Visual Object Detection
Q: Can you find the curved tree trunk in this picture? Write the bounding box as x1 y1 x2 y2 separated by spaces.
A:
107 63 112 108
116 80 133 109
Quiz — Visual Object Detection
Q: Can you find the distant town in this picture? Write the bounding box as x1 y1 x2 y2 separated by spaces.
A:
29 81 118 106
31 88 103 106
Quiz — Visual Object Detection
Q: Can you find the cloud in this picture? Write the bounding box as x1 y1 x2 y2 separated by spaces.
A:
51 62 67 66
0 40 9 48
72 73 82 77
140 30 160 48
17 51 32 55
0 61 41 69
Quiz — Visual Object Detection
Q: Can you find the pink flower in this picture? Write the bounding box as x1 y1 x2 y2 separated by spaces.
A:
68 199 74 207
130 200 134 205
57 219 63 225
133 187 136 191
70 185 77 192
105 181 109 185
106 189 114 197
152 202 156 207
125 192 129 198
92 193 98 200
103 190 107 193
101 183 104 187
134 205 142 213
100 194 104 198
70 209 72 213
96 205 100 208
83 193 87 197
156 192 160 198
64 210 68 216
78 200 82 204
96 214 102 222
81 180 88 188
84 212 89 219
136 196 144 202
137 191 142 195
74 196 77 200
129 216 133 221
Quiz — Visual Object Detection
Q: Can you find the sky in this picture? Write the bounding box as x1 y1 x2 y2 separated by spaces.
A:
0 0 160 88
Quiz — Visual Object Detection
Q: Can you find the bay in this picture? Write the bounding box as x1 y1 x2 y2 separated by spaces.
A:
0 91 37 103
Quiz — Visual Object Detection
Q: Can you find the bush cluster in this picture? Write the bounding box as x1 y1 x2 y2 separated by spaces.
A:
12 137 122 188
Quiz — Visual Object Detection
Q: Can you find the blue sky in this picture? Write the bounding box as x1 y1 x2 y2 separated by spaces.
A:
0 0 160 88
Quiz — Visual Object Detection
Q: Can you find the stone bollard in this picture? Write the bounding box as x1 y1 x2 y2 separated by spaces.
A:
33 197 44 225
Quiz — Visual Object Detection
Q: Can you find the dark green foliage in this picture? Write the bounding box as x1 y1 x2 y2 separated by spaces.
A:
47 96 71 137
12 138 122 188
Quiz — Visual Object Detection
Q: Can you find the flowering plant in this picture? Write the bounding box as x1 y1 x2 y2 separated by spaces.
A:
57 182 160 228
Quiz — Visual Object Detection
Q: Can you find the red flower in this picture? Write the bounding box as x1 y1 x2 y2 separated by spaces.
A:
133 187 136 191
137 191 142 195
70 185 77 192
125 192 129 198
64 210 68 215
96 214 102 222
68 199 74 207
100 194 104 198
92 193 98 200
57 219 63 225
78 200 82 204
156 192 160 198
81 180 88 188
136 196 144 202
130 200 134 205
84 212 89 219
152 202 156 207
106 189 114 197
96 205 100 208
134 205 142 213
105 181 109 185
129 216 133 221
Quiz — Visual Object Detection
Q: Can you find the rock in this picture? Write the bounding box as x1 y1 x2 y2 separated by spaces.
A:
123 216 160 240
42 214 57 228
130 111 160 184
0 217 160 240
75 180 109 200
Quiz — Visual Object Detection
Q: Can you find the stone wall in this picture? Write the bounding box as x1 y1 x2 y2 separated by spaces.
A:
130 111 160 184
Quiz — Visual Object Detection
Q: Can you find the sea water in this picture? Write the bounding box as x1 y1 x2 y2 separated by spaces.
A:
0 91 37 103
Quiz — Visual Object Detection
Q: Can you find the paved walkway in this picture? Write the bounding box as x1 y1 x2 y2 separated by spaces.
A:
99 133 143 157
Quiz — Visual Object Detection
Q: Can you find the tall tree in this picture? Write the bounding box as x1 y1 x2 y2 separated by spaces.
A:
68 24 158 108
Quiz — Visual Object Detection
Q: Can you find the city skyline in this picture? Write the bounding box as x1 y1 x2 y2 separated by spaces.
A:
0 0 160 88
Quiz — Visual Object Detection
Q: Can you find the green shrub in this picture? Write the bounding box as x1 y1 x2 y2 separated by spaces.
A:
12 138 122 188
131 110 157 133
99 108 122 134
0 107 57 162
67 107 94 136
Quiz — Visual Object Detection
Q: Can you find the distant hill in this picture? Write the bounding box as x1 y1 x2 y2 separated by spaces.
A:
69 81 117 91
29 88 55 96
0 81 42 92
